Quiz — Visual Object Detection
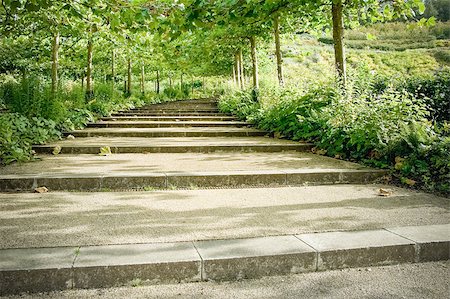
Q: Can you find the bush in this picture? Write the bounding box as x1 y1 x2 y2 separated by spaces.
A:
0 113 61 164
1 77 66 122
219 75 449 195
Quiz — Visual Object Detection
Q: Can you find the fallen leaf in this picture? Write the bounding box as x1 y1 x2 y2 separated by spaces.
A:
378 188 392 197
274 132 283 139
52 145 61 155
98 146 112 156
395 156 405 163
315 149 327 155
67 135 75 140
34 186 48 193
402 178 416 186
394 161 404 170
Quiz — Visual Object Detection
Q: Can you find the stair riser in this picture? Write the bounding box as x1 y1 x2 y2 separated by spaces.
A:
66 132 268 138
120 109 219 113
87 123 249 128
112 113 228 117
131 104 218 109
32 144 313 155
101 117 238 121
0 171 386 192
1 233 446 295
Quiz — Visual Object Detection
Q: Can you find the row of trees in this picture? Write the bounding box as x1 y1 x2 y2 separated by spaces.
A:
1 0 429 99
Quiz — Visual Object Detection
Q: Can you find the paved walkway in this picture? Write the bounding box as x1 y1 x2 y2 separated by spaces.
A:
0 98 448 295
5 262 447 299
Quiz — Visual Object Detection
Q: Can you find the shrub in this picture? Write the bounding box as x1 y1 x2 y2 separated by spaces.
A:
219 76 449 195
0 113 61 164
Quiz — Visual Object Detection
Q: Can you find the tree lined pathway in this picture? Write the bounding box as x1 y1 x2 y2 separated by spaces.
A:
0 98 449 295
1 98 386 191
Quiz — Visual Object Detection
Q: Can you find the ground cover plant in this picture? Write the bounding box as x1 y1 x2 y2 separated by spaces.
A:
1 0 448 195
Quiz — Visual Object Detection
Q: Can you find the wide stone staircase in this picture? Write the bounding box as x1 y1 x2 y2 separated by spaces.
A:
0 98 448 295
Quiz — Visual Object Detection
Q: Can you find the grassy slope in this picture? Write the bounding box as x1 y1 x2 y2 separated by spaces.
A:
261 22 450 90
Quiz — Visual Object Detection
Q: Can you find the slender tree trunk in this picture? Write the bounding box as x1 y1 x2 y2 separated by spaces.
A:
169 75 172 88
250 36 259 90
127 57 132 95
156 70 160 94
111 49 115 81
140 63 145 94
86 36 94 100
332 0 346 86
232 65 237 86
81 72 84 90
235 52 243 89
51 31 60 97
191 76 194 95
238 49 245 89
180 73 184 91
274 14 284 86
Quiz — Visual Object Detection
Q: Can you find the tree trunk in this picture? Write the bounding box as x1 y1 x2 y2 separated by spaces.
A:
86 36 94 100
51 31 60 97
111 49 115 95
250 36 259 90
191 76 194 95
232 65 237 86
140 63 145 94
127 58 132 95
274 14 284 86
238 49 244 89
235 52 243 89
180 73 184 91
111 49 115 81
332 0 346 86
156 70 160 94
169 74 173 88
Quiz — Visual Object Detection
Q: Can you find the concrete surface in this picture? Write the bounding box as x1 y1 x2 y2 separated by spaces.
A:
4 262 447 299
32 136 313 154
66 127 267 137
0 152 368 176
101 116 238 121
0 151 386 191
88 121 249 128
0 185 448 249
1 226 448 295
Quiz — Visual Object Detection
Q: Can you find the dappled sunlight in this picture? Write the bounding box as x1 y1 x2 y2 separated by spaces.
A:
0 186 448 249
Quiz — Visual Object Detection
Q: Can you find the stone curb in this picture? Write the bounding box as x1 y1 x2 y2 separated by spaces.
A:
0 169 386 192
111 113 230 117
32 143 314 154
65 130 268 138
1 224 448 295
87 121 250 128
101 116 238 121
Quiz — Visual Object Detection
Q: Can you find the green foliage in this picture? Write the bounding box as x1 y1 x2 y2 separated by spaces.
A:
372 69 450 122
1 77 66 122
219 70 449 195
0 113 60 164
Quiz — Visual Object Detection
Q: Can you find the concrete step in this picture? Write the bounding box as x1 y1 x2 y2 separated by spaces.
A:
112 112 230 117
131 104 218 110
32 137 314 154
65 127 269 138
87 121 250 128
118 109 220 113
0 152 386 191
101 116 239 121
1 223 448 295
